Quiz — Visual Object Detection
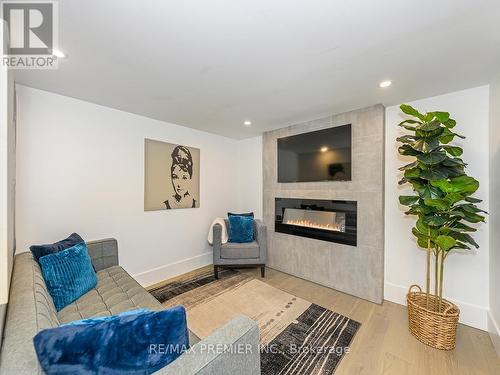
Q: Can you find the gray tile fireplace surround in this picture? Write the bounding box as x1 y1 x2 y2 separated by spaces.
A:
263 104 385 303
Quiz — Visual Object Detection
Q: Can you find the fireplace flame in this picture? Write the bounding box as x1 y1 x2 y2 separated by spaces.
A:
285 219 341 232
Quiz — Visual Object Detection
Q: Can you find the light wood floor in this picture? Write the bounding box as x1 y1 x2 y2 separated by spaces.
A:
233 267 500 375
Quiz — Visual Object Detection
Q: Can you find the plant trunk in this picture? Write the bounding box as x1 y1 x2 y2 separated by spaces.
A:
439 251 445 312
434 250 439 312
426 228 431 308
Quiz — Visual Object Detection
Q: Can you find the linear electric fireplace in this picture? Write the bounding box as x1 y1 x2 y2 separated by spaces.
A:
275 198 357 246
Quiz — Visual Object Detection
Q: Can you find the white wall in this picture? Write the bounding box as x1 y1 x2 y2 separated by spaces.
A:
0 20 16 345
385 86 490 330
488 73 500 356
15 85 262 287
236 136 263 219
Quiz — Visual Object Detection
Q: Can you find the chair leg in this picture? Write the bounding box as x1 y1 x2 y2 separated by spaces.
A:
214 265 219 279
261 265 265 278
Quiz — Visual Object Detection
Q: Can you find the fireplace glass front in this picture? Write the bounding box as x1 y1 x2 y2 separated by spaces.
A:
275 198 357 246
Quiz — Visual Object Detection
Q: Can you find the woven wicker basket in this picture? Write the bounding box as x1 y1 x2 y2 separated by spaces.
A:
406 284 460 350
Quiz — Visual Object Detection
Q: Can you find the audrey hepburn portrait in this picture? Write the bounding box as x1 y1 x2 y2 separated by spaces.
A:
144 139 200 211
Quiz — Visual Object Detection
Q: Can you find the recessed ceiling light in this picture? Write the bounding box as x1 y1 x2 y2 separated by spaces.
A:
320 146 328 152
379 80 392 88
52 49 65 58
244 120 252 126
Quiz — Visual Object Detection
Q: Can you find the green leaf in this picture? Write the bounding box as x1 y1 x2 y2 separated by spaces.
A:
442 166 465 178
417 238 434 249
420 168 448 181
415 218 428 234
415 217 439 238
415 184 443 199
416 120 442 132
441 157 466 167
417 151 447 165
462 211 486 223
457 203 488 214
444 192 464 205
465 196 482 203
453 242 471 250
435 235 456 251
412 138 439 152
451 175 480 194
398 161 419 171
431 176 479 194
398 119 422 126
449 221 477 232
448 231 479 248
424 198 451 211
400 104 426 120
424 214 448 226
412 227 429 240
431 179 454 193
404 168 421 179
399 195 419 206
398 144 421 156
442 145 463 157
444 118 457 128
396 135 416 144
448 210 466 218
439 128 455 144
431 111 450 123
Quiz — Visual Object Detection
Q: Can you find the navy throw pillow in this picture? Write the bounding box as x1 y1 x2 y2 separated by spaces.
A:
33 306 190 375
30 233 84 262
39 243 97 311
228 215 254 243
228 212 254 218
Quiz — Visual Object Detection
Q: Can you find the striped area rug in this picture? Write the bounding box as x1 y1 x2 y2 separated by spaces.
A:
149 268 360 374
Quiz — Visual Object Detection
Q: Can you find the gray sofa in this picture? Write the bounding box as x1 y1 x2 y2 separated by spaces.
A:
0 238 260 375
212 219 267 278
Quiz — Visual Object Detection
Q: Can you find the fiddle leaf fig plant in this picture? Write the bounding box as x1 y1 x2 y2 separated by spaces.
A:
397 104 486 310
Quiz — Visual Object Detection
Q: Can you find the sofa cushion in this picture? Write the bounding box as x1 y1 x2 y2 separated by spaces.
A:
58 265 162 323
39 243 97 311
30 232 84 262
34 306 189 374
221 241 260 259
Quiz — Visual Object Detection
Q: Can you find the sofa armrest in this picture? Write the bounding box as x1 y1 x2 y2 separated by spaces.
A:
212 224 222 262
158 315 260 375
86 238 119 271
254 220 267 263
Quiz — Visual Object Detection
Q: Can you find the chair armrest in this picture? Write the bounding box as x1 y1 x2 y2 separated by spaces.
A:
158 315 260 375
254 220 267 263
212 224 222 262
86 238 119 271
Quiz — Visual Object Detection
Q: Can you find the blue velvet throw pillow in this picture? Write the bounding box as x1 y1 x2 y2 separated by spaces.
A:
61 309 150 327
33 306 190 375
39 242 97 311
227 212 254 218
30 233 84 262
228 215 254 243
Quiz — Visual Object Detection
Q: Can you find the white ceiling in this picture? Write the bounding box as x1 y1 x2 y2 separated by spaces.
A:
15 0 500 139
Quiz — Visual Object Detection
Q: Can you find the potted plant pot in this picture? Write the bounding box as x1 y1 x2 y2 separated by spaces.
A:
406 285 460 350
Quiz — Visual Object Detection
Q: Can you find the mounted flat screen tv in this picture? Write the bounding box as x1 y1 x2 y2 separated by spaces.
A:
278 124 352 182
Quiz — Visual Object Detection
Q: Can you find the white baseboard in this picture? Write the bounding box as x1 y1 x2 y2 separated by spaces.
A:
133 252 213 288
488 311 500 358
384 282 489 331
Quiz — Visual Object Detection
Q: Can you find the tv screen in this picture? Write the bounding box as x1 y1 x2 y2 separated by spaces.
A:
278 124 352 182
